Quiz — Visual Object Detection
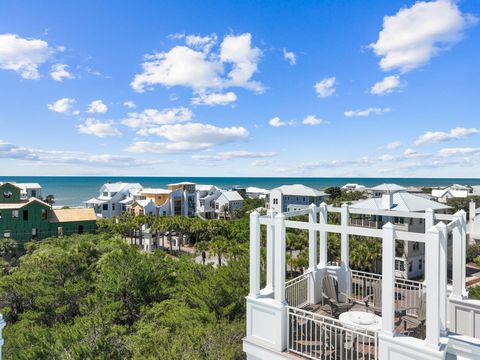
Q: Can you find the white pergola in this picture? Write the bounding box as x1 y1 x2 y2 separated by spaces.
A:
244 203 474 360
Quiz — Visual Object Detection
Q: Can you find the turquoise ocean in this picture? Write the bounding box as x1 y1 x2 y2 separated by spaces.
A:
1 176 479 207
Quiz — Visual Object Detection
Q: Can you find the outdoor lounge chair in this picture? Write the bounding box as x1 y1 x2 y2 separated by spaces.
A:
400 292 426 339
322 275 367 317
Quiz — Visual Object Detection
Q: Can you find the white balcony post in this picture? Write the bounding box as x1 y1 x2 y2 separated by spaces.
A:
459 210 467 297
249 211 261 297
381 222 395 336
0 314 4 360
265 209 275 293
437 222 448 335
308 204 318 271
425 225 441 349
318 202 328 268
274 213 286 304
340 203 350 268
451 212 466 299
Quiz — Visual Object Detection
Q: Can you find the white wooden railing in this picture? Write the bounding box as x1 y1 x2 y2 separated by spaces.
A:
286 272 310 308
351 270 424 316
288 306 378 360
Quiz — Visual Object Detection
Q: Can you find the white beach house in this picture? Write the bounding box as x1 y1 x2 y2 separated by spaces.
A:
215 190 244 219
268 184 327 213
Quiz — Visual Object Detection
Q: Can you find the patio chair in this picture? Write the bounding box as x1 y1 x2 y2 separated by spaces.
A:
322 275 367 317
400 292 426 338
365 280 382 315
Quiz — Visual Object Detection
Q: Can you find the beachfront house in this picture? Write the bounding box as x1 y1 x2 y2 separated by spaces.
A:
432 184 470 203
0 182 42 199
84 182 143 218
245 186 270 199
350 183 451 279
130 199 158 216
243 201 480 360
268 184 327 213
196 185 220 219
167 182 197 217
0 182 96 252
341 183 366 192
214 190 244 219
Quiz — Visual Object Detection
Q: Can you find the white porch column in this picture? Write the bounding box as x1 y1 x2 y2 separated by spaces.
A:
469 201 476 244
274 213 286 304
249 211 261 297
308 204 318 270
437 222 448 335
459 210 467 297
340 203 350 268
451 212 466 299
425 225 441 349
265 209 275 293
318 202 328 268
381 222 395 336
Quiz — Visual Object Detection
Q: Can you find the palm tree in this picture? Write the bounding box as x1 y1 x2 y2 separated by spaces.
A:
209 235 229 266
45 194 55 206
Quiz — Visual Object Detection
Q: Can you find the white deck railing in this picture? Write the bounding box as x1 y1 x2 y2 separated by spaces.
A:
286 272 310 308
351 270 424 316
288 306 378 360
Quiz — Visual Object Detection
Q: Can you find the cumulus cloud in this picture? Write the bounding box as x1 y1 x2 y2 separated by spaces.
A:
314 77 336 98
0 33 54 79
127 123 248 153
87 100 108 113
131 33 263 95
415 127 480 145
283 48 296 65
191 91 237 106
50 63 74 82
370 0 477 73
344 107 391 117
302 115 324 126
123 101 136 109
438 147 480 157
370 75 402 95
268 117 296 127
77 119 122 138
382 141 402 150
121 107 193 128
192 150 276 161
47 98 76 113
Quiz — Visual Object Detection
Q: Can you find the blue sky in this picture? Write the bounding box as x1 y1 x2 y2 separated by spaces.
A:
0 0 479 177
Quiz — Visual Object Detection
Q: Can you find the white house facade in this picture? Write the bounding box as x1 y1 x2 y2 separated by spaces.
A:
268 184 327 213
215 190 244 219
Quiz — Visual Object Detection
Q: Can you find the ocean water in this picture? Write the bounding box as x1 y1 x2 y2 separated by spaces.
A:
1 176 479 207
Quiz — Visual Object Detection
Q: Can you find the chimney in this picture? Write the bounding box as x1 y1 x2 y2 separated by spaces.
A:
382 192 393 210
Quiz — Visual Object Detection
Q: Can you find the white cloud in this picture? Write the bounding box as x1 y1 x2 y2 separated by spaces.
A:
252 159 270 167
192 150 276 161
121 107 193 128
370 0 477 73
314 77 336 98
370 75 402 95
191 92 237 106
0 140 156 168
185 33 217 53
415 127 480 145
47 98 76 113
50 63 74 82
268 117 296 127
302 115 324 126
131 33 263 94
77 119 122 138
0 33 54 79
283 48 296 65
438 147 480 157
344 107 391 117
383 141 402 149
127 123 248 153
123 101 136 109
87 100 108 113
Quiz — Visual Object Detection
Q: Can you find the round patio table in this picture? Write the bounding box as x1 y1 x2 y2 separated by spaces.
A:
338 311 382 332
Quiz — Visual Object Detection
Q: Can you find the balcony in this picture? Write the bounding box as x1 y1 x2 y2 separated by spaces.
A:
244 204 480 360
349 218 382 229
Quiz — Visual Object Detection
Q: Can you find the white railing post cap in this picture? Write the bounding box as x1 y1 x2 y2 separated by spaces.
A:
427 225 440 235
382 221 395 230
308 203 317 210
267 208 275 216
320 201 327 207
275 212 286 220
250 210 260 218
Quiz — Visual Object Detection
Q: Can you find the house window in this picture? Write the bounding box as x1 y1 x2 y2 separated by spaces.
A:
303 197 306 202
3 231 10 238
139 209 144 215
112 203 116 211
412 242 419 251
78 225 84 234
12 210 18 219
103 192 108 197
273 198 278 205
41 209 47 220
419 259 423 270
395 260 405 271
408 262 412 273
102 204 108 211
23 210 28 221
